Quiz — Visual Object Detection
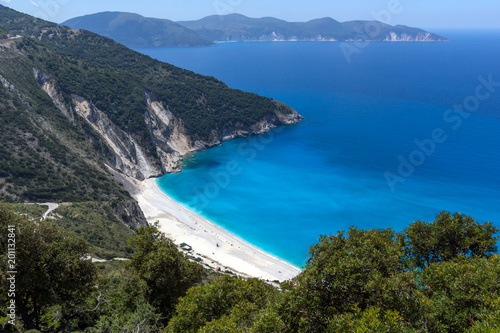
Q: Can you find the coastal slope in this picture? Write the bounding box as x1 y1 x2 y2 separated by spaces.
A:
1 4 302 184
0 5 302 265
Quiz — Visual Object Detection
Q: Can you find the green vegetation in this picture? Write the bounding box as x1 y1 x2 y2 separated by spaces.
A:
3 203 48 219
166 212 499 333
3 202 140 259
0 4 291 146
62 12 214 48
49 202 137 259
1 205 498 332
0 26 8 37
0 50 131 203
0 205 205 331
127 226 204 320
167 276 281 333
0 204 96 330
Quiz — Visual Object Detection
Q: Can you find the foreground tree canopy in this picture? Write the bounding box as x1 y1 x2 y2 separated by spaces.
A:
0 205 202 331
1 206 499 332
0 204 96 330
167 211 500 333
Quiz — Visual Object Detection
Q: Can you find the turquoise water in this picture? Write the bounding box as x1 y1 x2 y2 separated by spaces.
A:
135 31 500 267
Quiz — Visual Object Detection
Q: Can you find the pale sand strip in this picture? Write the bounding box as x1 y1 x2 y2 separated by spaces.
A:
133 178 302 282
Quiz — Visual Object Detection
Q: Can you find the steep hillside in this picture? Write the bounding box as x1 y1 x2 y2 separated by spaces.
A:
0 5 301 181
178 14 448 42
62 11 214 47
0 32 147 256
0 5 302 253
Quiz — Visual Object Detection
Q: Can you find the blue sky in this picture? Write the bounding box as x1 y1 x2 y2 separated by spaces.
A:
1 0 499 29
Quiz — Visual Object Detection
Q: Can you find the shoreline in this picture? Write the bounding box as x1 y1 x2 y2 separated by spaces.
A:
133 177 302 282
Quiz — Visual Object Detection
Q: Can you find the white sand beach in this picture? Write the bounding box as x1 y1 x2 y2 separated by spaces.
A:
133 177 302 282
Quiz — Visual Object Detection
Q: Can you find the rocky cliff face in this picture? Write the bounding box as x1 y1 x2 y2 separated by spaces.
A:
34 69 74 121
71 94 161 180
384 32 439 42
33 70 303 181
144 93 193 173
109 198 148 230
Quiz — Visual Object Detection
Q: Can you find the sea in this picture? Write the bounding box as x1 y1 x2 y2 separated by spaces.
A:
134 30 500 267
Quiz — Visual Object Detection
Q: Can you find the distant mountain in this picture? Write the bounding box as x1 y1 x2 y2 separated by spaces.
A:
62 11 214 47
178 14 448 42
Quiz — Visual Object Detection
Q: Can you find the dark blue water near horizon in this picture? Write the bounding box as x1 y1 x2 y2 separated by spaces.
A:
134 30 500 267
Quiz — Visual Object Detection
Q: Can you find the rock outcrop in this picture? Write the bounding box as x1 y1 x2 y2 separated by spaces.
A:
72 94 161 180
34 71 303 181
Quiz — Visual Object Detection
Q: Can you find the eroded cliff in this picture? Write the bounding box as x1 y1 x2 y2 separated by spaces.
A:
34 69 302 181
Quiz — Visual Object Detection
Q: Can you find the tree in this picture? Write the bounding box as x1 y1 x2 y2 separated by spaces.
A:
326 306 417 333
0 203 96 330
167 276 279 333
127 225 203 322
403 212 498 269
418 255 500 332
277 227 420 332
81 262 164 333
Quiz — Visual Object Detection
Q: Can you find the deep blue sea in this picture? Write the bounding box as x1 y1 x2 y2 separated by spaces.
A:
134 30 500 267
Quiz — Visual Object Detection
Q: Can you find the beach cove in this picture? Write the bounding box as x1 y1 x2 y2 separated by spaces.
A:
132 177 301 282
137 33 500 267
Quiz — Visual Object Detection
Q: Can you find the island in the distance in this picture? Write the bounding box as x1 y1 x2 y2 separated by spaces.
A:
178 13 448 43
62 12 447 48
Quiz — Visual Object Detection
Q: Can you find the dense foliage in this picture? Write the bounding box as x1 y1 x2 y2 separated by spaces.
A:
1 205 499 332
167 212 499 333
127 226 204 320
167 276 280 333
0 204 97 330
0 206 206 331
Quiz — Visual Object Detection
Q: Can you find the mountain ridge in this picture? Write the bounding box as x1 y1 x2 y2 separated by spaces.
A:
62 11 447 47
62 11 214 47
178 13 448 42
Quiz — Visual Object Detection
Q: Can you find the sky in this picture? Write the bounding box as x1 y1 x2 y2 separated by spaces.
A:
1 0 499 30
